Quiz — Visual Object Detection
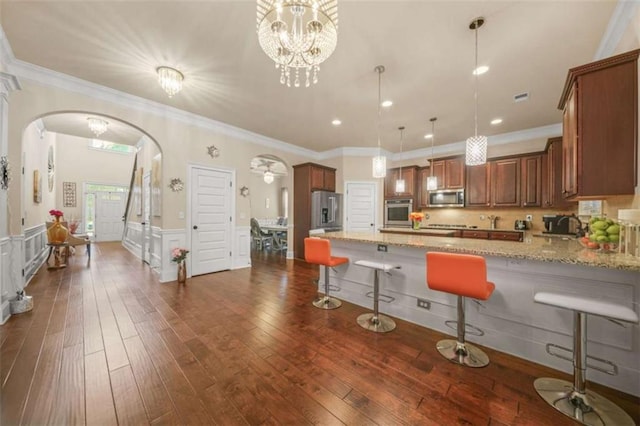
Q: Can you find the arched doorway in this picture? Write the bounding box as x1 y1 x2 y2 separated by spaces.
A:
248 155 289 256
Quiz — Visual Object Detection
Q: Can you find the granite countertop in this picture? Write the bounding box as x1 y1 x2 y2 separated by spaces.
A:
322 231 640 272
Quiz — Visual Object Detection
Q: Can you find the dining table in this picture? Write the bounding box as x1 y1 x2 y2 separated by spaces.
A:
261 224 288 250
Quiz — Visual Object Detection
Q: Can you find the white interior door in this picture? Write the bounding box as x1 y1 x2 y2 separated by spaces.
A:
95 191 126 242
142 172 151 264
345 181 377 232
190 167 232 276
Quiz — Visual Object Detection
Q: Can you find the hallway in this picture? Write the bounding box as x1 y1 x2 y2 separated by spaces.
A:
1 243 637 425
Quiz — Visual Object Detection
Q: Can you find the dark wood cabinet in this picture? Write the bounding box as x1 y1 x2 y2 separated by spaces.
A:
417 167 430 208
491 158 521 207
465 163 491 207
461 230 489 239
430 157 465 190
543 137 576 208
310 166 335 191
558 49 638 199
384 166 418 199
520 155 542 207
489 231 524 242
293 163 337 259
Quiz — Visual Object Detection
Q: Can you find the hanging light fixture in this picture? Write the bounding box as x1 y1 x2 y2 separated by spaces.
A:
372 65 387 178
395 126 406 193
256 0 338 88
157 66 184 98
263 169 275 184
465 17 488 166
87 117 108 137
427 117 438 190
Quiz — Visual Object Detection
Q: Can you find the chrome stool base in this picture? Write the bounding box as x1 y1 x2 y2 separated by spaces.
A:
534 378 635 426
312 295 342 310
436 339 490 368
357 313 396 333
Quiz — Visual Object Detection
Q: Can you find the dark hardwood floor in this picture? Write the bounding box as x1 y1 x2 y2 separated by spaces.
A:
1 242 638 425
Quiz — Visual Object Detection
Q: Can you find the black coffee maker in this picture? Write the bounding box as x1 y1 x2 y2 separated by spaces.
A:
542 215 571 234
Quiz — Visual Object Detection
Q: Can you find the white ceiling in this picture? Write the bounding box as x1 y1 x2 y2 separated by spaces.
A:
1 1 618 154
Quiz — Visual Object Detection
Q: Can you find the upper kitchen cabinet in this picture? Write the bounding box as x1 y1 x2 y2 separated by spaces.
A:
543 137 576 208
465 163 491 207
417 167 431 208
431 157 465 190
491 158 521 207
305 163 335 192
520 154 542 207
558 49 639 199
384 166 418 199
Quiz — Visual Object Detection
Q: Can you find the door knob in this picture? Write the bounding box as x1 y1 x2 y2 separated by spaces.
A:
193 225 198 230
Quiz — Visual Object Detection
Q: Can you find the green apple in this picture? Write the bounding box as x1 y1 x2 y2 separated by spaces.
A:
606 224 620 235
608 234 620 243
595 230 606 237
596 235 609 243
589 234 598 242
591 221 608 231
589 216 601 224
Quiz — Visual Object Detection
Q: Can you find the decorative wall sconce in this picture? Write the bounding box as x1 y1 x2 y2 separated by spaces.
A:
240 186 250 197
207 145 220 158
169 178 184 192
0 156 10 190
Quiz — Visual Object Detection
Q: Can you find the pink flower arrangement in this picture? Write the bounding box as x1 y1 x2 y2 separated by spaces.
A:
171 248 189 263
49 209 64 218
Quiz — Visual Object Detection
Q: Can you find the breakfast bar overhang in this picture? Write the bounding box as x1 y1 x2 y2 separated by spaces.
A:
318 231 640 396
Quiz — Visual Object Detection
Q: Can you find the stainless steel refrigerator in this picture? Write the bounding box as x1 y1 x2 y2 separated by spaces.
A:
311 191 343 232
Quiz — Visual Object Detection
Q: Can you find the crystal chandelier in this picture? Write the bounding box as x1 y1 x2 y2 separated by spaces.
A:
465 17 488 166
263 170 275 184
427 117 438 190
257 0 338 87
395 126 405 193
157 66 184 98
87 117 108 137
372 65 387 178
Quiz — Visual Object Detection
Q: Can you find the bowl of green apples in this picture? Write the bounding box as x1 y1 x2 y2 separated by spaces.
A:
580 217 620 252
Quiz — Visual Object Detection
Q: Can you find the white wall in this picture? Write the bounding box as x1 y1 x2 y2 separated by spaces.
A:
248 173 284 219
22 122 56 228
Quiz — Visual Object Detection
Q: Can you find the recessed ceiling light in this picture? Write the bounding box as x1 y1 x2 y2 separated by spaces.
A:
381 100 393 107
491 118 503 125
423 133 433 139
472 65 489 75
332 119 342 126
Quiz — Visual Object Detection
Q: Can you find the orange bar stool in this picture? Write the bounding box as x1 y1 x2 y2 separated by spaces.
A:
304 237 349 309
533 292 638 425
426 252 495 367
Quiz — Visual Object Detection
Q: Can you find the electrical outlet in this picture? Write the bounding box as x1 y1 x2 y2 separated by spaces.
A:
479 214 486 220
417 298 431 310
377 244 388 252
526 214 533 221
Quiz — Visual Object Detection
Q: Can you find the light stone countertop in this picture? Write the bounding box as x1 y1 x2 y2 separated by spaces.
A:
323 231 640 272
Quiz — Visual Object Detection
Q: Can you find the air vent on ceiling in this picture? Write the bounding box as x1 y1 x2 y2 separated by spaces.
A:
514 92 530 102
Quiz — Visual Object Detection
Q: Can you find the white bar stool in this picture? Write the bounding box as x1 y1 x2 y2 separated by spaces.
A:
533 292 638 426
354 260 400 333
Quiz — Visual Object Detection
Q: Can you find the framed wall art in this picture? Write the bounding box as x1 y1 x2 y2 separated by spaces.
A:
63 182 76 207
151 154 162 217
33 170 42 203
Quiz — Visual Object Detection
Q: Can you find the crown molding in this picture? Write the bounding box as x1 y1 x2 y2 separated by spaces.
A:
594 0 639 60
0 72 21 97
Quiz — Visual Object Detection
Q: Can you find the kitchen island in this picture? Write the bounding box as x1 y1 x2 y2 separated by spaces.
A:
320 231 640 396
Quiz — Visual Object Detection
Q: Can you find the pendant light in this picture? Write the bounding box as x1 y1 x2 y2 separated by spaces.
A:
395 126 406 193
426 117 438 190
465 17 488 166
372 65 387 178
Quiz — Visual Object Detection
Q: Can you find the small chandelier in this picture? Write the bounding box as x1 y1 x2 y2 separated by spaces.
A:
427 117 438 190
395 126 405 193
465 17 488 166
257 0 338 87
87 117 108 137
372 65 387 178
157 66 184 98
263 170 275 184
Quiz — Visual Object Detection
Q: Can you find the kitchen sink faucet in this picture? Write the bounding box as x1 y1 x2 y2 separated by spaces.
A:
488 215 499 230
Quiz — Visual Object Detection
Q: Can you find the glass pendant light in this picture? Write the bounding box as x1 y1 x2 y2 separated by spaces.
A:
372 65 387 178
426 117 438 190
465 17 488 166
395 126 406 193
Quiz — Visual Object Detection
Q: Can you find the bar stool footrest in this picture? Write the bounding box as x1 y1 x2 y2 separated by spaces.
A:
545 343 619 376
436 339 489 368
357 313 396 333
444 320 485 337
365 291 395 303
312 296 342 310
534 377 635 425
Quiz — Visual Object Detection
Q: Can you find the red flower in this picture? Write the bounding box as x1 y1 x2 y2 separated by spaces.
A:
49 209 64 217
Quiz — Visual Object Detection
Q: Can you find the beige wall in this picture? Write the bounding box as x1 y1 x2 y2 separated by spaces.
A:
56 133 134 223
248 173 284 219
6 80 317 234
21 121 56 227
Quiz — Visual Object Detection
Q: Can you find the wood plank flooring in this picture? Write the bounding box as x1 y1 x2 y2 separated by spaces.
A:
1 242 638 425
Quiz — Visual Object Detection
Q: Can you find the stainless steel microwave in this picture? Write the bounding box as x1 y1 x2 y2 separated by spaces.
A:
428 189 465 208
384 199 413 227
